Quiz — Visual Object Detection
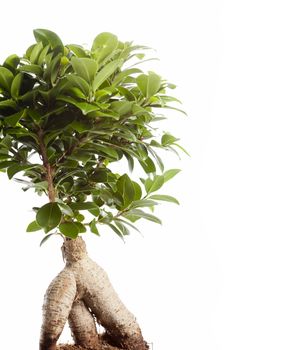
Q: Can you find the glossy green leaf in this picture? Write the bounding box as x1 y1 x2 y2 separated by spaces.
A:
34 29 63 52
93 59 123 91
163 169 181 183
59 222 80 238
39 233 55 246
0 66 14 91
146 175 164 194
130 199 158 209
37 44 50 65
139 157 156 174
71 57 98 83
57 202 74 216
124 209 162 224
91 32 118 61
74 222 86 233
111 100 133 115
26 220 42 232
0 99 17 109
136 72 161 98
69 202 98 210
4 110 25 127
7 164 39 180
116 174 135 207
132 181 142 200
172 142 191 156
30 42 43 63
11 73 24 99
113 68 142 86
161 133 179 146
57 96 100 115
149 194 180 205
36 202 62 230
66 74 90 95
19 64 43 76
3 54 20 71
67 44 88 58
114 217 140 233
89 219 100 235
108 223 124 240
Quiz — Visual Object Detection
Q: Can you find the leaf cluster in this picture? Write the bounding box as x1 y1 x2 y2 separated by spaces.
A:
0 29 186 242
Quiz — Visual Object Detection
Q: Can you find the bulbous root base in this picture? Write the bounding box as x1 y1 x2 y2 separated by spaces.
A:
39 238 149 350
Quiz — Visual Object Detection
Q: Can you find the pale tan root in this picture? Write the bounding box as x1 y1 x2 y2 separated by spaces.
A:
68 299 100 349
64 238 149 350
40 269 77 350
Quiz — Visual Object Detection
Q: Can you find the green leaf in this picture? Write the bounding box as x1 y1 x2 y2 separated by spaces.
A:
163 169 181 183
108 223 125 241
36 202 62 230
30 42 43 64
91 32 119 62
69 202 98 210
3 54 20 71
149 194 180 205
124 209 162 224
57 96 100 115
19 64 43 76
113 68 142 86
114 220 130 236
111 100 133 115
40 233 55 246
162 105 187 116
66 74 90 95
11 73 24 99
93 58 123 91
71 57 99 83
161 133 179 146
89 219 100 235
0 99 17 109
146 175 164 194
7 164 39 180
4 110 25 127
37 44 50 65
74 222 86 233
114 217 141 233
56 202 74 216
89 207 100 217
172 142 191 156
26 220 42 232
139 157 156 174
130 199 158 209
0 66 14 91
116 174 135 207
136 72 161 98
34 29 63 52
67 44 88 58
124 152 134 172
59 222 80 238
132 181 142 200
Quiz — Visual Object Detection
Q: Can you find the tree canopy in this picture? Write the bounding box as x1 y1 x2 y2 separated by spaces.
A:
0 29 186 243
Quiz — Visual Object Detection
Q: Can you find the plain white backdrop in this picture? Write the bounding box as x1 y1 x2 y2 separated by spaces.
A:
1 1 291 349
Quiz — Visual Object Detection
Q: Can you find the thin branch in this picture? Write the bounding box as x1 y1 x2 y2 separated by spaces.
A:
37 129 56 202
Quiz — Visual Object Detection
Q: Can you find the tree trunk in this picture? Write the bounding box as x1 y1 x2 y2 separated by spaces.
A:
39 237 148 350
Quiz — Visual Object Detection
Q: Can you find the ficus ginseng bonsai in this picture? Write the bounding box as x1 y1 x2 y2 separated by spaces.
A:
0 29 186 350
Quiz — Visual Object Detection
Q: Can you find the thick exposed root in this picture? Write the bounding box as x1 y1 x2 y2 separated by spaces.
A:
40 237 148 350
68 299 100 349
40 269 77 350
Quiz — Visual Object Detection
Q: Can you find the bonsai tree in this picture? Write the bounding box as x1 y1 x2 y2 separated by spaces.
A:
0 29 186 350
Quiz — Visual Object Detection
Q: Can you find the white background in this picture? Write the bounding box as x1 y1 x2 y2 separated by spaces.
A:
1 1 291 349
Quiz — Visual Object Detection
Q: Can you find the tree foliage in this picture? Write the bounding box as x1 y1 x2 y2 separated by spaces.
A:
0 29 186 242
